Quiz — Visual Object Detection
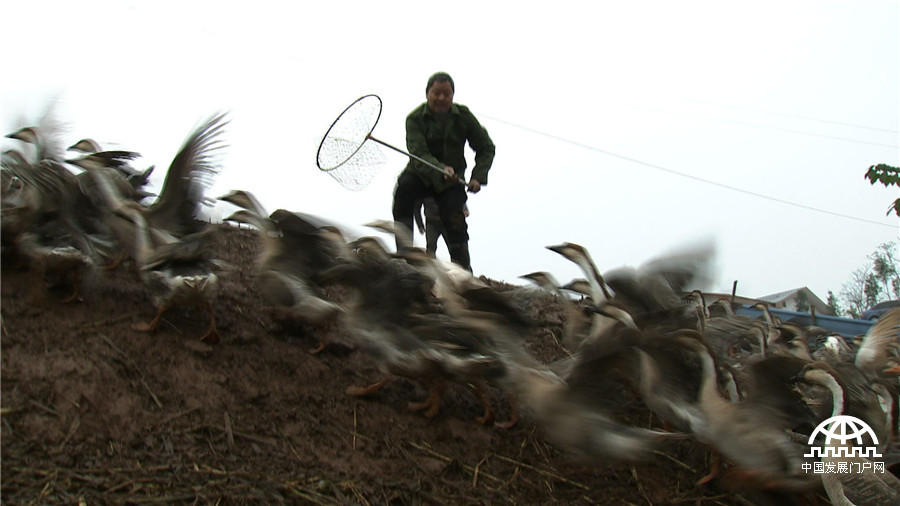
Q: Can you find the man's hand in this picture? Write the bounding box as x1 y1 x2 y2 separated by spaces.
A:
443 166 458 182
467 179 482 193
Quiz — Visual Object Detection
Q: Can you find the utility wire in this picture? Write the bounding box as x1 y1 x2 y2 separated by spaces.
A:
622 104 898 149
530 90 898 148
665 95 899 134
481 114 898 230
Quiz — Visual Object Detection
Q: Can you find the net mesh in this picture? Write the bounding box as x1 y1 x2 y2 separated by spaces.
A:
317 95 386 191
322 141 386 191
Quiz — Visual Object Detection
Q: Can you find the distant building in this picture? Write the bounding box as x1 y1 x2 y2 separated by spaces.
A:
691 287 833 316
756 287 832 316
690 288 858 337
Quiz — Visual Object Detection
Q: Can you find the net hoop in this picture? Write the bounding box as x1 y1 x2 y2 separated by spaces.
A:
316 94 383 172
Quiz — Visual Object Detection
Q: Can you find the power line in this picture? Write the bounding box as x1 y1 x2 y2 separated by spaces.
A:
481 114 898 230
666 95 899 135
639 105 899 149
529 89 898 148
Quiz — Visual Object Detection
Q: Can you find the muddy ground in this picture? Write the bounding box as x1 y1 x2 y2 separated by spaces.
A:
1 224 837 504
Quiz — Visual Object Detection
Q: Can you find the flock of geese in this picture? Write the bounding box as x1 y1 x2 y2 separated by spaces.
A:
3 114 900 505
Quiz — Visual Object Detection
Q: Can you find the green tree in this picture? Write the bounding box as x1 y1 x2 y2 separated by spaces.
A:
870 242 900 300
838 241 900 318
840 266 868 318
864 163 900 216
864 272 881 307
826 290 842 316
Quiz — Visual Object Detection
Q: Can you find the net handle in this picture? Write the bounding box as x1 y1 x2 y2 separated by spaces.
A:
366 134 467 185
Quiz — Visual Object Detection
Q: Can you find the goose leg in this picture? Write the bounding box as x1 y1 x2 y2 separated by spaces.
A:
469 382 495 425
310 320 343 355
60 281 83 304
102 251 127 271
407 381 447 418
696 450 721 486
199 302 218 344
133 305 168 333
346 374 393 397
494 392 520 430
60 270 84 304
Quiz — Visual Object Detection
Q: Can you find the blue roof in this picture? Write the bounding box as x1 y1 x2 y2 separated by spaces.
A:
734 305 873 338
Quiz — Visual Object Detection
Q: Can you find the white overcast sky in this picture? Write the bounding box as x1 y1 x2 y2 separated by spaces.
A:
2 0 898 303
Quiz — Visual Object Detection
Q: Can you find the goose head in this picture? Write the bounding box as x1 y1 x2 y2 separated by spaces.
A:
546 242 611 301
218 189 269 217
67 138 102 154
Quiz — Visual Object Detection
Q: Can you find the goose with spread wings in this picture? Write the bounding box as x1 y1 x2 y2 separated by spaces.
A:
104 114 231 342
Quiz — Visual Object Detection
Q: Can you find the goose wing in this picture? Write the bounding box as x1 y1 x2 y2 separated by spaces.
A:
146 113 228 236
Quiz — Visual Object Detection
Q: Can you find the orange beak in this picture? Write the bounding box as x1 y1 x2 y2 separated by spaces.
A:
882 364 900 376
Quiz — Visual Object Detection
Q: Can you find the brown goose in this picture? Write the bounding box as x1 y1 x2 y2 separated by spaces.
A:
66 114 227 268
144 114 228 237
520 271 587 353
67 138 102 154
365 220 529 325
14 224 100 303
66 152 157 270
854 307 900 377
545 242 611 302
802 311 899 450
67 144 155 199
105 114 230 342
799 364 900 506
768 321 814 360
546 240 713 345
222 199 347 353
634 329 708 433
555 248 734 473
114 202 227 343
2 130 109 301
672 335 821 492
320 247 509 424
546 242 625 350
509 363 686 462
5 124 65 164
341 222 536 427
509 295 687 462
602 239 716 325
560 278 594 299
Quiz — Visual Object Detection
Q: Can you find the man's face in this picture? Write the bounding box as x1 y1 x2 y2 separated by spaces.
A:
426 81 454 114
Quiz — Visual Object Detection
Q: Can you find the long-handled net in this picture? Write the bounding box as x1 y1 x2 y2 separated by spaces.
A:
317 94 463 190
